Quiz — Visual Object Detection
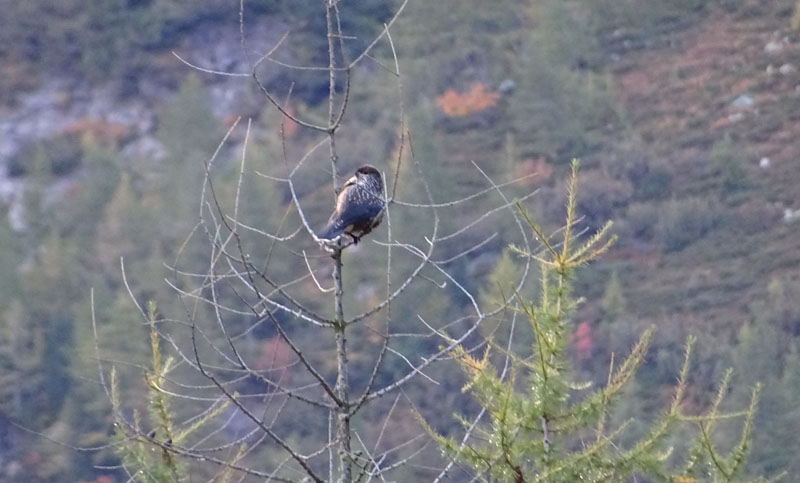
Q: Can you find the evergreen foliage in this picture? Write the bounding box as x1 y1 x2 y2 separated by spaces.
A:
656 198 719 253
424 162 766 482
509 1 618 160
600 270 626 323
727 276 799 479
711 134 748 195
110 302 233 482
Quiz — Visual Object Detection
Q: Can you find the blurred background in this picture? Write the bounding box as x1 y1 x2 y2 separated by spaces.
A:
0 0 799 481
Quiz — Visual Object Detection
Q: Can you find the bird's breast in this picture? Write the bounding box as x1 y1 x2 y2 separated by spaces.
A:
335 187 351 213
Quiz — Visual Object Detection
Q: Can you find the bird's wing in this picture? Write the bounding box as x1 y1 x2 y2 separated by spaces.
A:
318 181 353 239
318 185 382 240
318 211 346 239
318 202 381 239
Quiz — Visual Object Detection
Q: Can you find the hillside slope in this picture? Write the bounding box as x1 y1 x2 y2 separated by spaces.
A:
607 4 800 330
424 1 800 343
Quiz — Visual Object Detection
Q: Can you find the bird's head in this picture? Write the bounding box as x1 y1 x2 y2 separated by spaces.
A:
347 165 383 193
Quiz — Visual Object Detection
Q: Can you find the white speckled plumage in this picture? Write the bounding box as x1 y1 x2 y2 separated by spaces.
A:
318 165 384 242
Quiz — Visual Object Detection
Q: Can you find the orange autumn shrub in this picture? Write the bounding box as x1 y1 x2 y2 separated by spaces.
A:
436 83 500 117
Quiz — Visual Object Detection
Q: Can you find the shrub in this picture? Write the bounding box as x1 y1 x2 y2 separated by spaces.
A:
624 202 659 240
627 160 673 200
656 198 719 252
436 83 500 118
710 134 748 194
8 134 83 178
575 169 633 231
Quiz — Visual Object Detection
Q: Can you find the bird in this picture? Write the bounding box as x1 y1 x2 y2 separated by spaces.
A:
318 165 384 244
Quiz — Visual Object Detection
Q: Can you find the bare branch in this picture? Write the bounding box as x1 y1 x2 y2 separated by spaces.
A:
171 51 251 77
346 0 410 70
190 325 326 483
303 250 336 293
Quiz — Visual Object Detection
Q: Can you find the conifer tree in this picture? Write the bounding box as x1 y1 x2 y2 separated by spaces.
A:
425 161 766 482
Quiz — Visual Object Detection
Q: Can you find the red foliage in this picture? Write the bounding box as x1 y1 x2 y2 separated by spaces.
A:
254 336 293 371
221 114 240 127
282 105 298 138
79 476 113 483
570 321 593 360
63 118 129 146
435 83 500 118
515 157 552 186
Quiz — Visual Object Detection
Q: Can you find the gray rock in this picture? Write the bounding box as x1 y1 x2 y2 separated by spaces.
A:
727 112 745 123
779 63 797 75
731 94 754 108
0 14 295 232
120 136 167 163
498 79 516 94
764 39 785 54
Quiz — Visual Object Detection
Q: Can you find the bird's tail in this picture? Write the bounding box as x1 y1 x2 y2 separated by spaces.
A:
317 222 344 240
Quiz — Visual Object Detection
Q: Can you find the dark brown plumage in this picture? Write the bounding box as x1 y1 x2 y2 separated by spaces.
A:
318 165 384 243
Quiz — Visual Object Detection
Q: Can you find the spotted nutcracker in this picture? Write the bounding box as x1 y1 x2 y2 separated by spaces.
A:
318 165 384 244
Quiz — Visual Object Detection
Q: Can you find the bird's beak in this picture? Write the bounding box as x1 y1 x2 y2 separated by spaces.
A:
345 175 357 186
